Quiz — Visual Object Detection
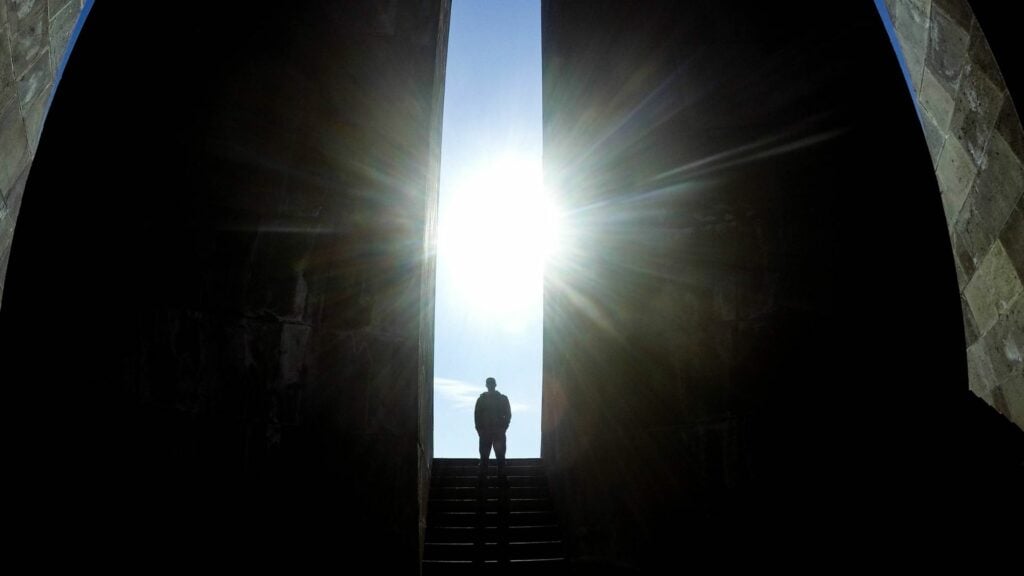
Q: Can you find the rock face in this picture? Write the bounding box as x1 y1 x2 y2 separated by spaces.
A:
541 0 1022 569
2 1 448 569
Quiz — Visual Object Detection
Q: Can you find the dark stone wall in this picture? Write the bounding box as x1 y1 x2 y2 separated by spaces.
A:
542 0 1022 570
2 1 447 568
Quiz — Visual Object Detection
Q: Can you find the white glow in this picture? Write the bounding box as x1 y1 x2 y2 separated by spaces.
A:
438 154 560 332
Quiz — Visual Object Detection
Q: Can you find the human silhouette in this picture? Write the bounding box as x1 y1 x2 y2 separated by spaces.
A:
475 377 511 476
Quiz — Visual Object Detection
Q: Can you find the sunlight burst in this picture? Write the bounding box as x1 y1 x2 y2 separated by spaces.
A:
438 154 560 331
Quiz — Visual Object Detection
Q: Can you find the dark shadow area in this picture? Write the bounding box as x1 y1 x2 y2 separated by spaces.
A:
2 1 446 568
541 0 1023 570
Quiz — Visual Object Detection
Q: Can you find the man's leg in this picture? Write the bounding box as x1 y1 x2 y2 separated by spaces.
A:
493 432 507 476
479 433 491 475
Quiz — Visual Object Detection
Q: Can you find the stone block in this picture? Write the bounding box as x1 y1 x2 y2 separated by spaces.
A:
964 240 1023 335
999 198 1023 282
978 291 1023 384
1000 372 1024 430
918 66 956 131
0 18 15 109
7 1 40 21
0 213 12 293
948 63 1004 169
893 0 930 56
23 85 47 150
951 228 975 284
0 211 12 257
904 39 926 96
956 131 1024 263
961 294 979 346
16 47 50 109
952 198 982 275
894 0 932 16
994 97 1024 167
894 20 926 95
919 105 946 164
953 243 969 288
0 100 28 200
965 18 1004 87
47 0 77 73
931 0 971 28
935 133 976 224
46 0 70 19
991 382 1011 417
977 128 1024 203
954 180 1019 275
966 339 998 404
3 162 28 222
8 0 49 78
925 4 969 96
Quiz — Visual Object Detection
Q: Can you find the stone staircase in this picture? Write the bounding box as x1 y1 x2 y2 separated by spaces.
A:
423 458 567 574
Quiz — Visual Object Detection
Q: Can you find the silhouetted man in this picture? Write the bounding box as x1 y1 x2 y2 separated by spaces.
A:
475 377 511 476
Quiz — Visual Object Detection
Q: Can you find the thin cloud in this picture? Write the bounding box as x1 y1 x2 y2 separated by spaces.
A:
436 377 533 415
435 377 482 410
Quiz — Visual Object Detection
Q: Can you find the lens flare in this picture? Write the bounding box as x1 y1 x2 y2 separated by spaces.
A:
438 154 560 332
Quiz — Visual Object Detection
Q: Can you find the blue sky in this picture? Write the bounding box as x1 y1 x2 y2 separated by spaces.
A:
433 0 543 458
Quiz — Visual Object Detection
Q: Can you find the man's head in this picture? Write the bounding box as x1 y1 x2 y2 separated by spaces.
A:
485 377 496 390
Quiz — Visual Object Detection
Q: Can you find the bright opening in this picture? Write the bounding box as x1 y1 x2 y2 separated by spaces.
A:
433 0 550 457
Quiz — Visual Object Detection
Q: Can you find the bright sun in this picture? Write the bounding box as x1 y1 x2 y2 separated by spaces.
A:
438 154 560 331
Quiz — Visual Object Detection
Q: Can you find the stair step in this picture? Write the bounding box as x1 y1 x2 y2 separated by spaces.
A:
422 557 567 575
424 540 565 561
429 498 553 513
429 510 556 527
434 475 547 488
434 458 543 466
435 485 549 499
434 465 546 477
426 525 562 544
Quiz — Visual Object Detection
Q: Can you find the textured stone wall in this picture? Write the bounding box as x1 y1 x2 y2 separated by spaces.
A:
882 0 1023 429
542 0 1018 569
0 0 83 301
3 1 447 568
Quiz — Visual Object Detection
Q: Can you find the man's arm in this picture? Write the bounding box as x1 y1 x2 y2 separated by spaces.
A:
501 395 511 430
474 396 483 432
